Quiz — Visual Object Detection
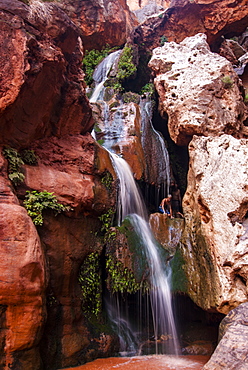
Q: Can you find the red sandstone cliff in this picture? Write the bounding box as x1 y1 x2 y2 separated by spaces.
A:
1 0 248 369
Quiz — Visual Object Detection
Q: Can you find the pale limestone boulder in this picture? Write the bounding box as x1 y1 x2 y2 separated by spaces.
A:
203 302 248 369
181 134 248 314
149 33 247 145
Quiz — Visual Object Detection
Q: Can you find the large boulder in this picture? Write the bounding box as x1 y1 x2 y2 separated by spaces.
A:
203 302 248 369
181 134 248 314
149 33 247 146
0 154 46 370
132 0 248 50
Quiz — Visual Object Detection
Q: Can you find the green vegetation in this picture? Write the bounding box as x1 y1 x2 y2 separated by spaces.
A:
20 149 38 165
24 190 70 225
101 171 113 191
116 45 137 82
160 35 168 46
170 248 187 293
122 92 140 104
140 82 155 96
78 252 102 317
221 75 233 89
3 147 38 186
3 147 25 185
99 208 115 234
106 255 140 294
82 45 115 86
244 93 248 104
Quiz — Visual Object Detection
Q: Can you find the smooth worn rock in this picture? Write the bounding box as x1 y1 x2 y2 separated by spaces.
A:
0 183 46 369
203 302 248 369
149 33 247 145
149 213 184 254
181 134 248 314
0 0 93 148
132 0 248 50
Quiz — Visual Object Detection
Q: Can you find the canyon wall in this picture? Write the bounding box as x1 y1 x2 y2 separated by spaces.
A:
0 0 248 368
0 0 118 368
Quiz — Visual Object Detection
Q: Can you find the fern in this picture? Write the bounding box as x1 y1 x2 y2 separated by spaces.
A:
24 190 70 225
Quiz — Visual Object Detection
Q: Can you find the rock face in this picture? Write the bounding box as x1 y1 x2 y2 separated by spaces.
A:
0 0 118 368
127 0 169 23
132 0 248 50
181 134 248 314
149 33 248 146
0 0 93 147
203 302 248 369
0 161 46 370
59 0 138 51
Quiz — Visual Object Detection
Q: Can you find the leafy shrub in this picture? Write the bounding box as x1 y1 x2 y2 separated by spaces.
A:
3 147 25 185
222 75 233 89
99 208 115 234
122 91 140 104
83 45 114 86
20 149 38 165
116 45 137 82
24 190 70 225
140 83 155 96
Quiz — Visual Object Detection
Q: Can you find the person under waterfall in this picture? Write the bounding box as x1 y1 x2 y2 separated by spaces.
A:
159 195 172 217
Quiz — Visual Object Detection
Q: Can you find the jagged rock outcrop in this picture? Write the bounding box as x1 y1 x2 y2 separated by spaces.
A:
149 33 248 146
59 0 138 51
181 134 248 314
132 0 248 50
203 302 248 369
0 1 118 368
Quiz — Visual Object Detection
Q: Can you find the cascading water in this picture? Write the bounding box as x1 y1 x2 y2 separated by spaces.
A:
90 51 179 355
140 97 171 202
109 154 179 355
90 50 121 103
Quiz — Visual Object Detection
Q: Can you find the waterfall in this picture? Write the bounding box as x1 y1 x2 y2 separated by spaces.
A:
90 51 179 355
140 98 171 199
90 50 121 103
109 153 147 225
110 154 179 355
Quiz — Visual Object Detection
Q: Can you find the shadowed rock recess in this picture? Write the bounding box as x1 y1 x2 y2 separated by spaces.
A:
0 0 248 369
